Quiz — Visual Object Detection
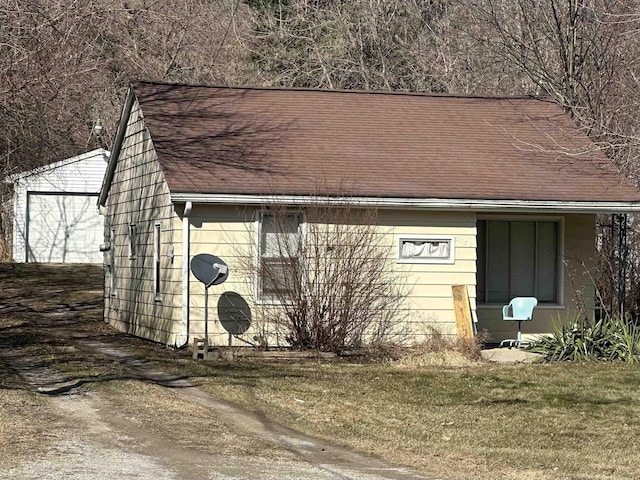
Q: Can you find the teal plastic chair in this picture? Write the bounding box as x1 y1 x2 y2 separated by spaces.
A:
500 297 538 348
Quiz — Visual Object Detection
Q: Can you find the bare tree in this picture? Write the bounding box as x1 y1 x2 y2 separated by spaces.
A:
468 0 639 174
4 0 639 318
0 0 251 257
242 0 456 91
466 1 640 319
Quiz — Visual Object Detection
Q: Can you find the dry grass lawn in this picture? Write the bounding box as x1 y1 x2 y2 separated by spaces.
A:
153 359 639 480
1 264 638 480
0 363 68 470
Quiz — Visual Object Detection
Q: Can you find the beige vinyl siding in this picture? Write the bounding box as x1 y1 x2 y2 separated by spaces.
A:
384 210 477 340
105 167 598 347
104 99 183 345
187 209 598 346
185 206 477 346
187 205 256 345
475 213 596 342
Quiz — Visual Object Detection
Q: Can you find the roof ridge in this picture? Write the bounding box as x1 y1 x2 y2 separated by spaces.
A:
131 80 549 102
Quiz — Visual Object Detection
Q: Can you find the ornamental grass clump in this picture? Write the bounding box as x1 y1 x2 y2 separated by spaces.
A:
532 315 640 363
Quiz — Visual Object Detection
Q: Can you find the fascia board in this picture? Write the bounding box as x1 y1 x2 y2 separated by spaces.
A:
170 193 640 214
98 87 136 207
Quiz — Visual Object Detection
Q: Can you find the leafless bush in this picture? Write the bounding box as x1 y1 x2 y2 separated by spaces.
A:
249 203 408 352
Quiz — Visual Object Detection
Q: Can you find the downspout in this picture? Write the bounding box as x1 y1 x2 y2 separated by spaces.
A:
175 201 192 348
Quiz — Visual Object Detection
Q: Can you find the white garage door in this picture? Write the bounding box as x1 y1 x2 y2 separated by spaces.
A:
27 193 103 263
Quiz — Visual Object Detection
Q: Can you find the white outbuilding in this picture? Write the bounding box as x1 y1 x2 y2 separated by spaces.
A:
9 148 109 263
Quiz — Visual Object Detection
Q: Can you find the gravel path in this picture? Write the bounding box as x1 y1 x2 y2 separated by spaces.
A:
0 314 435 480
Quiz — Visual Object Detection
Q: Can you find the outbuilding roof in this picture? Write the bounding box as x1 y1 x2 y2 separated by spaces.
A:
8 148 109 183
104 81 640 208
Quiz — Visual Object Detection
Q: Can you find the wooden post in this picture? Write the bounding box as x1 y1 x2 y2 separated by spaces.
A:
452 285 474 340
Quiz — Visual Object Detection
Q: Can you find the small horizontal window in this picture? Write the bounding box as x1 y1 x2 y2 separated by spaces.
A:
397 236 455 264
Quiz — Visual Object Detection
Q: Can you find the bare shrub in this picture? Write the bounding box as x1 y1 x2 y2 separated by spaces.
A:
454 333 487 362
249 202 408 352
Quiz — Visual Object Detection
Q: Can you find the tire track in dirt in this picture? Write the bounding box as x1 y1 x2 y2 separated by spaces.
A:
0 307 434 480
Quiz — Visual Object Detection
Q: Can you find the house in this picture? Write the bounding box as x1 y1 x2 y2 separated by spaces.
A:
9 148 109 263
98 81 640 347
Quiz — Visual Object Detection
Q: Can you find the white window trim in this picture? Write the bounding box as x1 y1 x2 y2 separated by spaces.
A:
254 209 306 305
153 222 161 301
396 235 456 264
476 215 565 307
109 228 116 297
128 223 137 260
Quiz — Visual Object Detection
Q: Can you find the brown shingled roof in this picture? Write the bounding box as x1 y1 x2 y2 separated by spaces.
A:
131 81 640 203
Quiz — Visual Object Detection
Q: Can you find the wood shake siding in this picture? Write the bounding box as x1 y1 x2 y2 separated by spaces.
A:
104 99 183 344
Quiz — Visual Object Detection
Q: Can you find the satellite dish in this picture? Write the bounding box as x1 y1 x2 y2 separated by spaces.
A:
217 292 251 335
190 254 230 346
190 254 229 288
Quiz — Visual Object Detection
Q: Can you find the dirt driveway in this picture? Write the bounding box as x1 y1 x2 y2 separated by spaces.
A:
0 265 432 480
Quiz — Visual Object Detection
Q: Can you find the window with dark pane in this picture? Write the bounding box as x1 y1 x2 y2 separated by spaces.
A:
477 220 559 304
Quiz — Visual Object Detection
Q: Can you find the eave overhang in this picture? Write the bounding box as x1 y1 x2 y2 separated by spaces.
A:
98 86 136 208
170 193 640 214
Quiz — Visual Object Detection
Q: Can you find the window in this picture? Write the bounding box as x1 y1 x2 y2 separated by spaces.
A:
477 219 560 304
109 228 116 296
257 211 303 301
153 223 161 301
128 223 137 259
397 236 455 264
